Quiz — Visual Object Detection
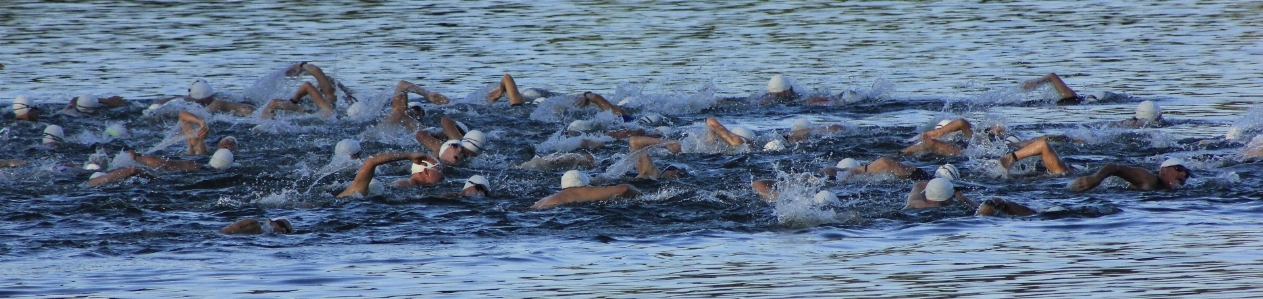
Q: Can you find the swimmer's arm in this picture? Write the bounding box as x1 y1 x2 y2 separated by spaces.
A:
1021 73 1078 100
297 63 338 103
88 167 157 186
900 138 962 156
903 182 932 209
582 92 627 115
752 180 777 201
0 159 28 168
629 136 680 153
291 82 335 118
953 191 979 208
705 118 747 146
439 117 465 140
1068 163 1159 192
636 154 660 179
605 129 650 140
922 119 973 140
530 185 640 209
219 219 263 234
335 79 358 104
204 100 256 117
397 80 450 105
339 153 431 198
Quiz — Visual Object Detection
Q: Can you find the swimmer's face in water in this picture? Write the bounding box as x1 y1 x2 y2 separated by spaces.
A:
269 219 293 234
1158 165 1192 189
439 142 467 165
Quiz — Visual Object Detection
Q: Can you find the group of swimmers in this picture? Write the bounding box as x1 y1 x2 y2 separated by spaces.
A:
5 64 1261 234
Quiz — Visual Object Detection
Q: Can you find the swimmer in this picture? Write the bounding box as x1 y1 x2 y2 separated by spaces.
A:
128 148 234 171
42 124 65 147
260 80 337 119
219 218 293 235
378 80 448 131
628 136 682 153
904 178 979 209
818 157 932 180
392 156 444 188
414 117 484 165
333 139 362 160
178 111 211 156
576 92 630 117
216 136 238 153
900 118 974 156
434 175 493 199
152 79 256 116
60 94 103 116
973 198 1037 217
284 61 357 104
705 118 756 147
337 152 438 198
11 95 39 122
1021 73 1085 104
996 137 1073 175
1067 158 1192 192
485 73 526 106
755 74 799 104
1111 100 1166 128
87 166 158 187
635 154 686 180
519 152 597 171
530 170 642 209
783 118 847 143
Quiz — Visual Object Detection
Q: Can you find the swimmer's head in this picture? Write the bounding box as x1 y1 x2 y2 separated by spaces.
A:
924 178 955 202
836 158 860 170
104 123 128 138
410 160 443 185
767 74 791 94
268 218 293 234
217 136 238 152
935 164 960 180
75 93 99 114
1158 158 1191 188
567 120 594 132
411 160 437 174
42 124 65 146
407 102 425 119
638 114 666 126
1135 100 1162 122
792 118 811 132
934 119 952 130
561 170 590 189
763 139 786 151
731 127 756 142
462 175 491 197
462 130 485 154
813 190 839 205
661 165 688 179
13 95 32 116
438 140 466 165
334 139 362 159
188 79 214 100
209 148 234 170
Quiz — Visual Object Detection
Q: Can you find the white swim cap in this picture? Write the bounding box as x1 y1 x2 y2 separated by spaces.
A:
43 125 65 145
13 95 32 116
731 127 756 142
533 97 548 105
84 163 102 171
461 130 485 154
1004 135 1021 145
791 118 811 132
1135 100 1161 122
189 79 214 99
763 139 785 151
368 178 384 195
1159 158 1184 168
104 123 127 138
654 126 673 137
346 102 366 117
617 97 634 106
813 190 839 205
836 158 860 169
464 175 489 190
522 88 543 100
76 93 99 113
768 74 790 93
924 178 955 202
439 140 462 157
935 119 952 130
561 170 590 189
334 139 361 157
567 119 594 132
408 101 423 110
936 164 960 180
209 148 234 170
144 102 164 115
411 160 437 174
90 172 106 180
638 114 665 126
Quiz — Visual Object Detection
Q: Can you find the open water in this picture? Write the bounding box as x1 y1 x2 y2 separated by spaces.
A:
2 1 1262 297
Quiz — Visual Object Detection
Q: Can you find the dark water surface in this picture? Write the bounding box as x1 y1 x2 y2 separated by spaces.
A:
2 1 1263 298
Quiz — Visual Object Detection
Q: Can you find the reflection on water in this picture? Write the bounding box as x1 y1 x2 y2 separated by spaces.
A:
2 0 1263 297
